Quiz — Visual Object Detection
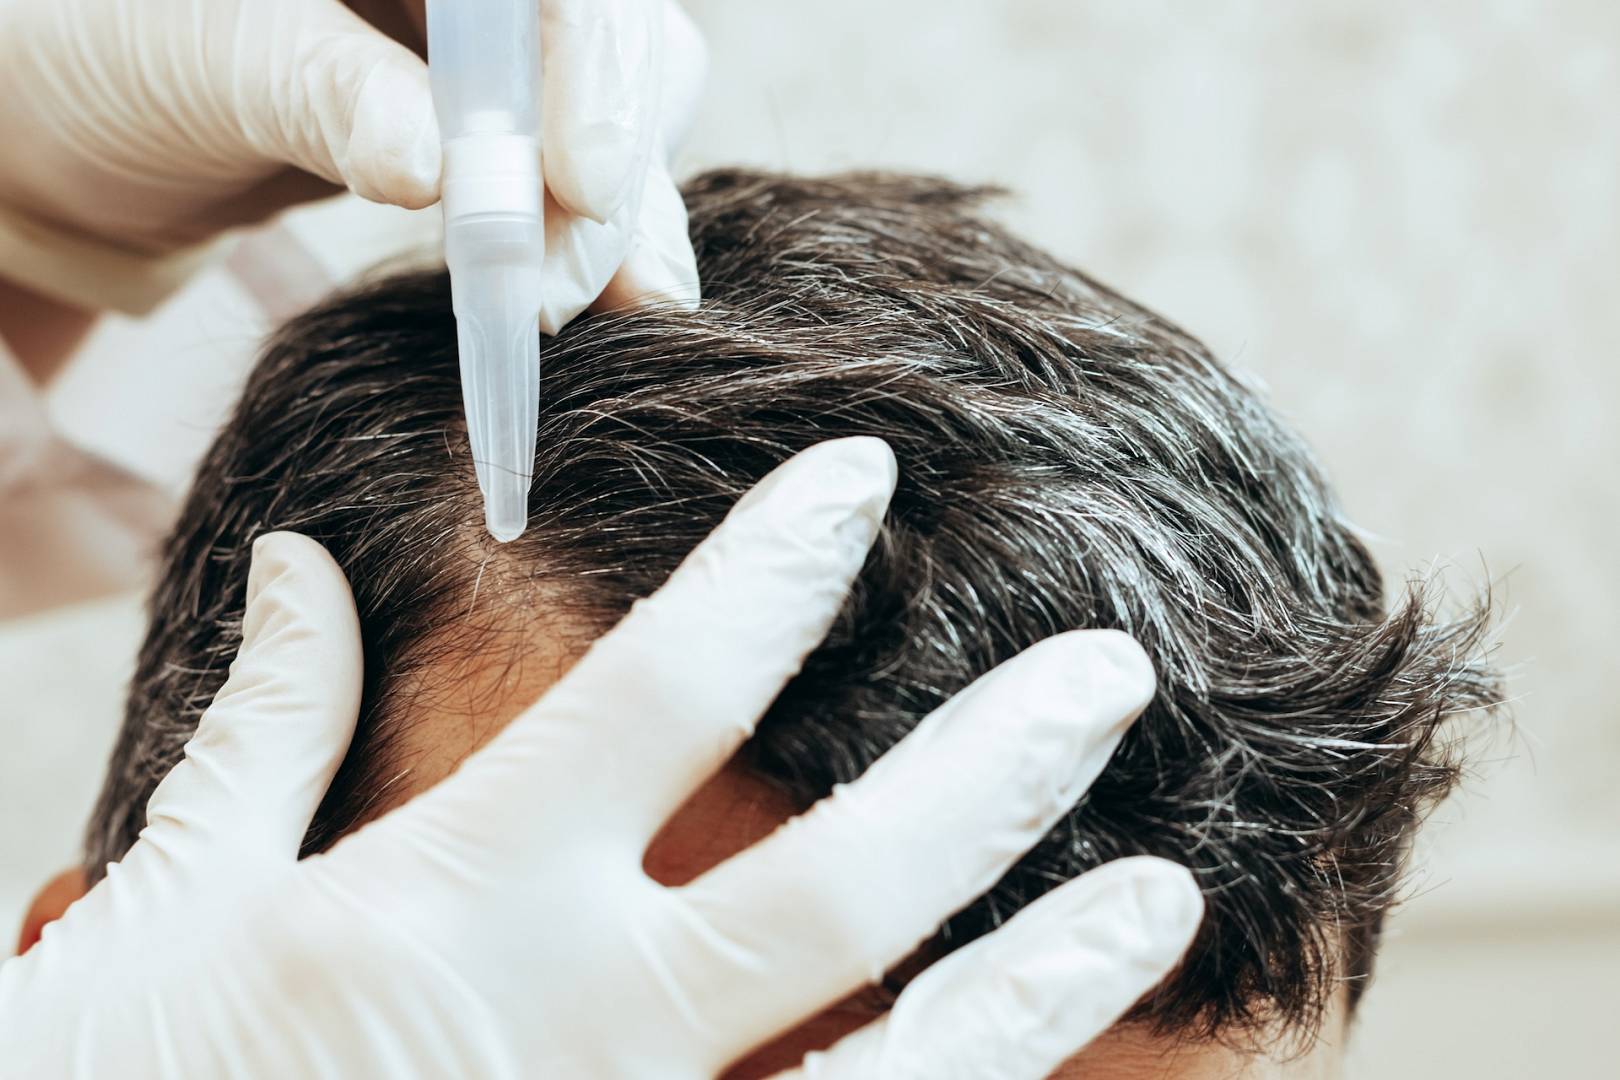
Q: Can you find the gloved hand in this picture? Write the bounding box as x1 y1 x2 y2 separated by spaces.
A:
0 438 1202 1078
0 0 702 327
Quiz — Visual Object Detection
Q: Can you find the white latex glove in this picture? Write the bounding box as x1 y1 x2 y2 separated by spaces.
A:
0 0 703 324
0 438 1202 1079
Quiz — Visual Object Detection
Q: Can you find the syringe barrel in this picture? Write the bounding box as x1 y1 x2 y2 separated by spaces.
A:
426 0 541 141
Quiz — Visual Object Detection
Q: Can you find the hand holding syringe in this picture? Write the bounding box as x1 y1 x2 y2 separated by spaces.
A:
0 0 703 543
0 0 704 327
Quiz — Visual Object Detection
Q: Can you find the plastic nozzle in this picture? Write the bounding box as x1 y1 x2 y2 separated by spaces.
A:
428 0 544 542
448 234 542 542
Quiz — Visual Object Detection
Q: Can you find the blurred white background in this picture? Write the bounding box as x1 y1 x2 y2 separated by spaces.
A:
3 1 1616 1076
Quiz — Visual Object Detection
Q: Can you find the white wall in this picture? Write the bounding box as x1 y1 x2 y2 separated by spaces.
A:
3 2 1614 1075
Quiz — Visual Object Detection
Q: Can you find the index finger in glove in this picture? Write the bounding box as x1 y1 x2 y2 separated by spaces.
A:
423 437 897 858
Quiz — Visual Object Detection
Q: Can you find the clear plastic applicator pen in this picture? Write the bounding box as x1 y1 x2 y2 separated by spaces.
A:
427 0 543 542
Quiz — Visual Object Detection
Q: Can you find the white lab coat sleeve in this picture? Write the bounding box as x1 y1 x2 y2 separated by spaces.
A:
0 204 218 317
0 336 174 618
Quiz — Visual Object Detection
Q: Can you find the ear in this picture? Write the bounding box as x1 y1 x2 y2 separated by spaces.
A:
15 867 88 956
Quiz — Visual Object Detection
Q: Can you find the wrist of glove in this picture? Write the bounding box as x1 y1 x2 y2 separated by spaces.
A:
0 205 219 316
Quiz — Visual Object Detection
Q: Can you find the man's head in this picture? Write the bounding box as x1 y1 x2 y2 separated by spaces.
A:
83 169 1496 1057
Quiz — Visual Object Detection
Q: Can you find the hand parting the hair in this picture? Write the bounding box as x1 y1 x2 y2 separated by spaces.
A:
0 437 1201 1079
0 0 703 327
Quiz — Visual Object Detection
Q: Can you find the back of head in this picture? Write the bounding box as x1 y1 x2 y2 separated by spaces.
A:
87 169 1498 1045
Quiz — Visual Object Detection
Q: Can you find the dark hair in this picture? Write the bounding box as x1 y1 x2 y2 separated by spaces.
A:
86 169 1498 1043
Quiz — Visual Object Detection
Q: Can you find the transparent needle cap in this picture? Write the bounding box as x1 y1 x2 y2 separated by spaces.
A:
427 0 544 542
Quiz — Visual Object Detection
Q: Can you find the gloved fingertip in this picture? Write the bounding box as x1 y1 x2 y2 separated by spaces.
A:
537 268 596 335
400 112 446 209
247 529 316 581
241 532 360 659
343 51 442 209
1124 858 1204 944
730 437 898 528
546 140 641 225
596 240 700 314
1073 857 1204 955
246 530 329 594
1074 628 1158 715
